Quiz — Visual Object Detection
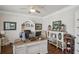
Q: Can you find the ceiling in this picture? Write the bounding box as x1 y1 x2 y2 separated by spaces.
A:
0 5 69 17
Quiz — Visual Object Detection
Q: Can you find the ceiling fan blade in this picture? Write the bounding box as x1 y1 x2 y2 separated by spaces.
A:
36 10 40 13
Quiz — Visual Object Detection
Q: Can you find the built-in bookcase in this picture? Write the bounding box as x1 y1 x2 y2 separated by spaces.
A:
48 31 65 51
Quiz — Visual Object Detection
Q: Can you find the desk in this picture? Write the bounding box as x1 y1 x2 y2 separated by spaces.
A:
13 39 48 54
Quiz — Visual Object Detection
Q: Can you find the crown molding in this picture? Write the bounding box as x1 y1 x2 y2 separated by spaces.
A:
0 10 42 18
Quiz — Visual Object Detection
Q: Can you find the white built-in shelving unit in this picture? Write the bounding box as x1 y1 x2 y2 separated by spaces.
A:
48 31 65 51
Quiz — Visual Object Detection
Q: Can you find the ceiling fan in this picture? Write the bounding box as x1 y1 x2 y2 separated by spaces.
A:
29 5 41 13
20 5 44 14
29 8 40 13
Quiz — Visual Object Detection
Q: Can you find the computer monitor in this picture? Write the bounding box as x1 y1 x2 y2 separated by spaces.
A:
35 31 41 36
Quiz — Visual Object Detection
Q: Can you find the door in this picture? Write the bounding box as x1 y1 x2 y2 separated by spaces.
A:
75 10 79 54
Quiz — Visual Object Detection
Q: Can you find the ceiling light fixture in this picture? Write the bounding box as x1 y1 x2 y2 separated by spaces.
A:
30 8 36 13
29 5 41 13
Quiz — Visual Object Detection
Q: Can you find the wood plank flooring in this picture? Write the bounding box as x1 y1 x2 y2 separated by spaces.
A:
48 43 62 54
1 44 13 54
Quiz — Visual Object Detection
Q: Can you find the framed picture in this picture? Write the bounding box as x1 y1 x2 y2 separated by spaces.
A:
4 22 16 30
35 23 42 30
52 21 61 31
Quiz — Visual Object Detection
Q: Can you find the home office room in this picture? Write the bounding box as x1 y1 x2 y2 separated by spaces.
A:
0 5 79 54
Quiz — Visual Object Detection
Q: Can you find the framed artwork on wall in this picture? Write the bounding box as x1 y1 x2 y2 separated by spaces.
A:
35 23 42 30
52 21 62 31
4 22 16 30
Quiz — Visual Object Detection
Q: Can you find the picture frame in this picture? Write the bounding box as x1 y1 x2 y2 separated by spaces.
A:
35 23 42 30
4 22 16 30
52 21 61 31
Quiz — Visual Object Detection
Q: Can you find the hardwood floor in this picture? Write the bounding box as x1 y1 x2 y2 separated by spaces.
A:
48 43 62 54
1 43 13 54
1 42 62 54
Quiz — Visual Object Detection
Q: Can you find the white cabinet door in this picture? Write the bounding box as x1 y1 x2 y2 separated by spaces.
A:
27 40 47 54
75 10 79 54
39 40 48 54
27 44 40 54
15 45 27 54
39 44 48 54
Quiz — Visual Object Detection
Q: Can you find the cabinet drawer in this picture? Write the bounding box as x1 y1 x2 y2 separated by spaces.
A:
28 50 39 54
40 49 48 54
28 45 40 54
15 44 26 48
15 45 27 54
15 48 26 54
40 45 47 50
15 49 26 54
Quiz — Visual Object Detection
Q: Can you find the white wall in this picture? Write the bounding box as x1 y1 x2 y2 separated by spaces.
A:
0 12 44 43
43 6 79 35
